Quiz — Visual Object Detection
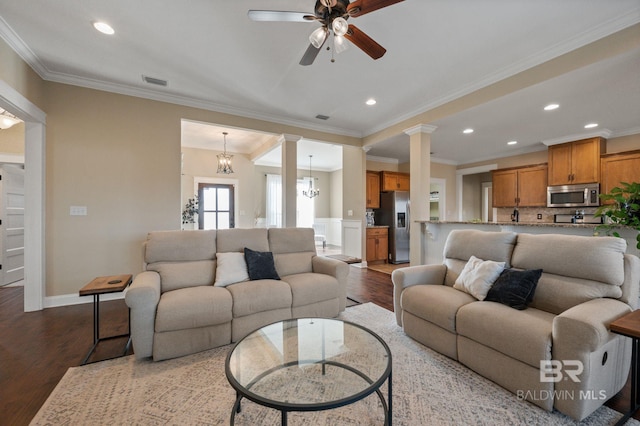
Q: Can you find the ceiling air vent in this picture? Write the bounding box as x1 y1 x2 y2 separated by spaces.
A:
142 75 168 86
315 114 330 120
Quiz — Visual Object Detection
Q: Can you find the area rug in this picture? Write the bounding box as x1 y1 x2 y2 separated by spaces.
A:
31 303 635 425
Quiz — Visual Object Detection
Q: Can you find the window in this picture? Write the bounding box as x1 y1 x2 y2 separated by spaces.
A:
198 183 235 229
264 175 315 228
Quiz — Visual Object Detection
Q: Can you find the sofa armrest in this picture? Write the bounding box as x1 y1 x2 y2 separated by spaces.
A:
124 271 161 359
553 298 632 355
391 264 447 326
312 256 350 311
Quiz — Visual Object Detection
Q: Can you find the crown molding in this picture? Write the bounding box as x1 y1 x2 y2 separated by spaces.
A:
366 155 399 164
404 124 437 135
612 126 640 138
542 129 613 146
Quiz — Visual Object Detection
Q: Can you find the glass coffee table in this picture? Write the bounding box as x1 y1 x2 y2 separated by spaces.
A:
225 318 392 425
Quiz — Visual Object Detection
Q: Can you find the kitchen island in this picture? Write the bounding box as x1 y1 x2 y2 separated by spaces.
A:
417 220 640 265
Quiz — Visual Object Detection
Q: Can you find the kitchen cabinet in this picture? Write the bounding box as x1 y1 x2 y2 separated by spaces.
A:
492 164 548 207
366 227 388 263
548 137 605 185
366 171 381 208
600 150 640 204
381 171 410 191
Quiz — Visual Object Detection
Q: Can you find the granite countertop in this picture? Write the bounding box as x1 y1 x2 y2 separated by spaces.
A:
366 225 390 228
416 220 604 229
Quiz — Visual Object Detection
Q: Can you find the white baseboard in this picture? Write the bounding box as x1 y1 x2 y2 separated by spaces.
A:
44 291 126 308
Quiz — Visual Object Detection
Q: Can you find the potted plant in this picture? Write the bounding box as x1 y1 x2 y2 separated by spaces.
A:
181 195 199 227
594 181 640 249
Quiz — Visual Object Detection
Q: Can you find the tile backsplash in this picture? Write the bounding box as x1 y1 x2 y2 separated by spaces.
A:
496 207 598 223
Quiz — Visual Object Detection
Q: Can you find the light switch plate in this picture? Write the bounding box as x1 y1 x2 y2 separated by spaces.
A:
70 206 87 216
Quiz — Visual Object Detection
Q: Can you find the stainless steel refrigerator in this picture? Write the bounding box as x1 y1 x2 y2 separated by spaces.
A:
375 191 410 264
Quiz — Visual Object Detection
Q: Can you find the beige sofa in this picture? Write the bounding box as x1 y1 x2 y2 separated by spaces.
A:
125 227 349 361
392 229 640 421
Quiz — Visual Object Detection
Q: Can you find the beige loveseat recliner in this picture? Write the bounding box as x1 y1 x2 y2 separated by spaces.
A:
392 229 640 421
125 227 349 361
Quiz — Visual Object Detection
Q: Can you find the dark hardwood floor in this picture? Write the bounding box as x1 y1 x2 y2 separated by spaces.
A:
0 266 635 425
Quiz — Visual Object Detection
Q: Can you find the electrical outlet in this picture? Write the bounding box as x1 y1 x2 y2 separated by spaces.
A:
70 206 87 216
537 213 542 220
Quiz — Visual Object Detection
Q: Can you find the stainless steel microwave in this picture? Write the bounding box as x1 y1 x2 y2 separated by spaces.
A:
547 183 600 208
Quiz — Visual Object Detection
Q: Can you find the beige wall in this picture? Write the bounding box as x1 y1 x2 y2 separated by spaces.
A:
0 38 45 108
0 121 25 154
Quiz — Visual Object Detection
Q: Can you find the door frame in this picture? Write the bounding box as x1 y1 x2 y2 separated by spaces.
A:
0 79 46 312
193 176 240 228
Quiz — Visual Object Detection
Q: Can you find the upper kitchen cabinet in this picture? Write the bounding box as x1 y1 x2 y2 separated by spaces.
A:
492 164 548 207
600 150 640 204
366 171 381 209
381 171 410 191
547 137 606 185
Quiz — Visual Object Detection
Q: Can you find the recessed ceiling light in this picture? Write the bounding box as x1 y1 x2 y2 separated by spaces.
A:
507 140 518 145
544 103 559 111
93 21 115 35
463 128 474 134
365 98 376 106
584 123 598 129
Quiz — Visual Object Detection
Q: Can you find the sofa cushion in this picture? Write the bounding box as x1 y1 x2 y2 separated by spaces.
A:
457 302 554 368
453 256 505 300
155 286 232 332
401 285 476 333
444 230 516 265
511 233 626 286
244 248 280 280
269 228 316 276
226 279 292 317
529 273 623 315
214 252 249 287
217 228 269 253
283 272 339 307
485 268 542 310
148 260 215 293
145 230 216 264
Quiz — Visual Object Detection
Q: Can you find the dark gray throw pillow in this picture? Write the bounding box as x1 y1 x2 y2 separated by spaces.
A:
244 247 280 281
485 268 542 310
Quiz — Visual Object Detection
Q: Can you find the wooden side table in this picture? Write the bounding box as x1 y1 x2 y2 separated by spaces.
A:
79 274 133 365
610 309 640 426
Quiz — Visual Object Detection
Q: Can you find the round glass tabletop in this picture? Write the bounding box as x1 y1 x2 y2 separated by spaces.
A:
225 317 392 413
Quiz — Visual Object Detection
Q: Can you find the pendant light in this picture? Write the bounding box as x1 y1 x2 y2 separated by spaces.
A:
0 108 21 130
216 132 234 174
303 155 320 198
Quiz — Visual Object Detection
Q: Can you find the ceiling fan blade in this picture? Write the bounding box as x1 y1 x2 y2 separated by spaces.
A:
347 0 404 18
300 43 323 66
344 25 386 60
247 10 315 22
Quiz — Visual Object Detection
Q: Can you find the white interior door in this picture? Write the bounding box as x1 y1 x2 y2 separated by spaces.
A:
0 164 25 285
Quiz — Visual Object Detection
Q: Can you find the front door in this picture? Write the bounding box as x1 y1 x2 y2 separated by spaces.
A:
197 183 235 230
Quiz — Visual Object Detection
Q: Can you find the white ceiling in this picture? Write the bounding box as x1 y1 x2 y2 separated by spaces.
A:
1 1 639 170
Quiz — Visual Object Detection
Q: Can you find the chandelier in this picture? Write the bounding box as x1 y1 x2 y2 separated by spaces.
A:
303 155 320 198
216 132 234 174
0 108 21 130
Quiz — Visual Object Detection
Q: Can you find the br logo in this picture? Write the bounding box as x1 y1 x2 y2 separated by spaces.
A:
540 360 583 383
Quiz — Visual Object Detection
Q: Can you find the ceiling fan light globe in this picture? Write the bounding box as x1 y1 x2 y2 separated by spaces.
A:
334 34 349 53
332 17 348 36
309 27 328 48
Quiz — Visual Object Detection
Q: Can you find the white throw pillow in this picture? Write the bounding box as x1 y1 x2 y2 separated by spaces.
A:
453 255 505 300
214 252 249 287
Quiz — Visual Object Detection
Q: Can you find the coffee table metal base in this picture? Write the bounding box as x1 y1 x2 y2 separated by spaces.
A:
230 359 392 425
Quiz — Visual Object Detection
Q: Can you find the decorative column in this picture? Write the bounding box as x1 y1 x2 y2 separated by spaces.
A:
281 134 301 228
404 124 437 265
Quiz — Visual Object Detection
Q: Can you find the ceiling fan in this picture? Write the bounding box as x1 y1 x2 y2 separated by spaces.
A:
248 0 404 65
